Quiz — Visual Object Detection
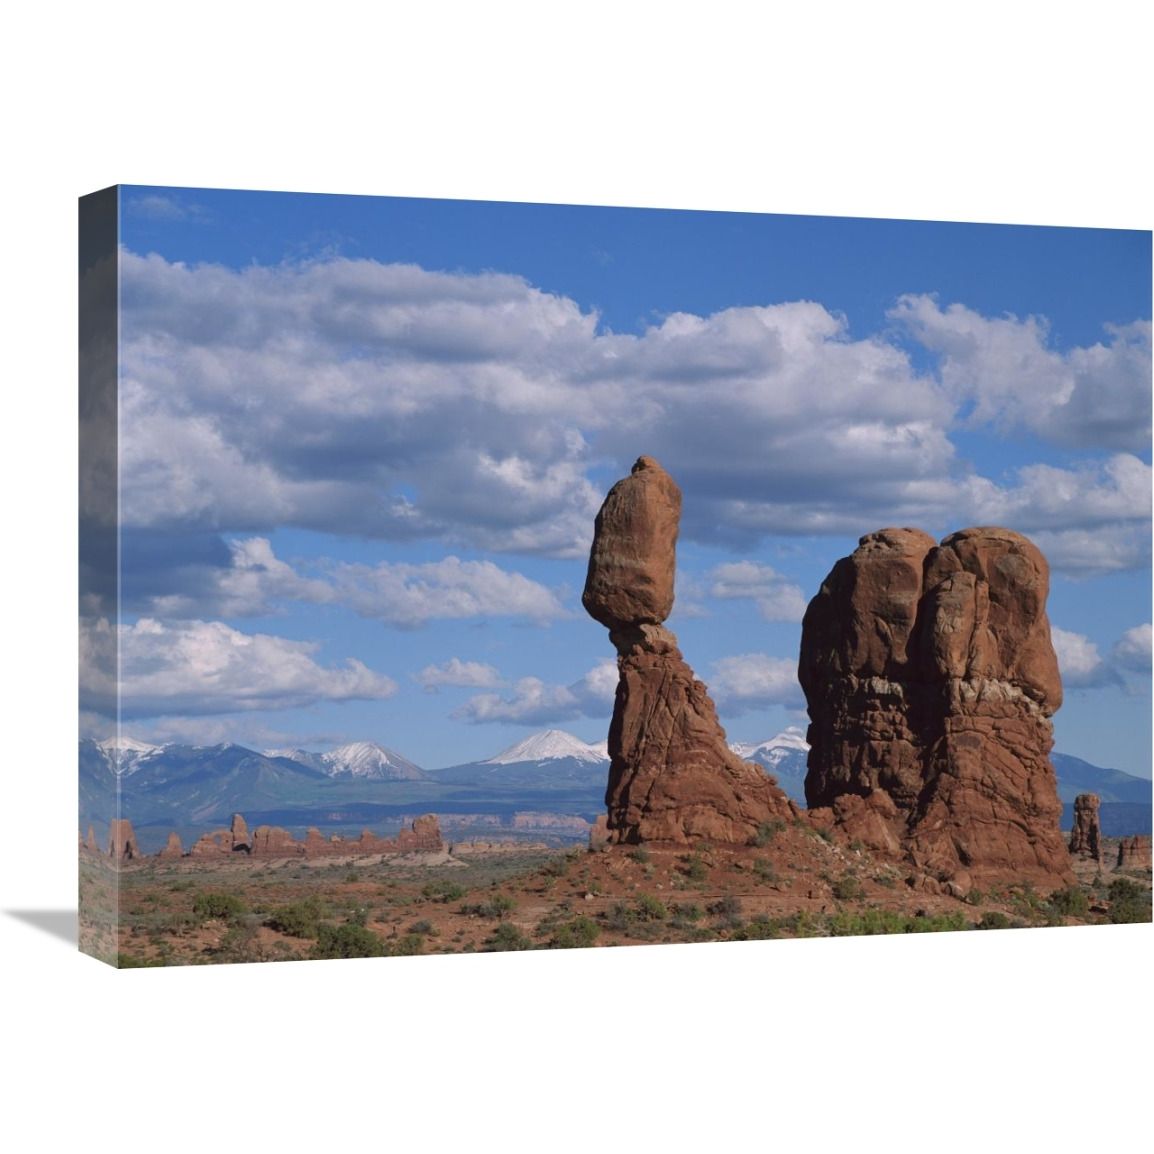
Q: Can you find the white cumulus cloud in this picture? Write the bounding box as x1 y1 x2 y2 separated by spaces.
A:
708 653 804 713
135 537 568 627
79 617 398 719
413 658 506 690
115 251 1151 574
456 659 617 725
1112 623 1152 671
890 295 1151 451
706 561 809 622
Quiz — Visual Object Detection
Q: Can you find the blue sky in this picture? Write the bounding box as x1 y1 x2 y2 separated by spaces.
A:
82 185 1152 775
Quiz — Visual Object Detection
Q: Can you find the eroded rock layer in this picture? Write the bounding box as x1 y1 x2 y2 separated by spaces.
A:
1117 834 1152 871
800 526 1074 888
585 457 794 844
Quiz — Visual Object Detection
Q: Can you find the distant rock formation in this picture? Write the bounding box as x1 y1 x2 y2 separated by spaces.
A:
190 813 252 858
1069 793 1102 861
84 825 99 853
108 819 139 860
157 831 185 859
173 814 444 860
584 456 796 844
1117 834 1152 871
799 526 1074 888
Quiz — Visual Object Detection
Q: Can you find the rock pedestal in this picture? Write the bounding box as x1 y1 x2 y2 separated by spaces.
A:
799 526 1074 888
1069 793 1102 860
584 457 794 845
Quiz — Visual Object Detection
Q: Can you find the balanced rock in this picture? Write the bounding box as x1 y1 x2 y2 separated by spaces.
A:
1117 834 1152 871
1068 794 1102 860
584 457 795 844
582 455 681 632
800 526 1073 888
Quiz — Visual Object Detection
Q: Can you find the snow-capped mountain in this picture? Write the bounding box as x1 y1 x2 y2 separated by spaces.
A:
484 729 609 766
265 741 426 781
730 726 810 767
729 727 810 803
430 729 609 787
95 735 162 776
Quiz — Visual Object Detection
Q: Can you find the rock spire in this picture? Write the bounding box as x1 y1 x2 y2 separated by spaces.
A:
584 456 795 844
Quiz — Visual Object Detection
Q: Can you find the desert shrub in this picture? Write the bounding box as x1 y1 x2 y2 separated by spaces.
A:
635 893 668 921
117 952 166 968
265 897 324 939
1107 878 1152 924
461 894 516 920
542 858 570 878
192 892 247 923
828 908 909 936
485 922 534 952
408 919 435 936
603 902 635 932
311 922 385 959
1048 886 1090 918
905 911 969 933
752 819 786 848
629 846 651 865
421 880 466 903
384 933 426 957
670 902 704 926
977 911 1013 931
816 826 834 843
545 915 600 949
708 895 743 928
733 915 780 941
752 858 777 883
780 910 820 938
681 854 708 883
831 876 862 902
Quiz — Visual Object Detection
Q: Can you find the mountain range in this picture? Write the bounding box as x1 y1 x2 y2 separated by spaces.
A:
80 728 1151 842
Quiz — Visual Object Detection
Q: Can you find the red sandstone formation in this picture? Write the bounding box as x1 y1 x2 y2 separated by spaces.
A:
799 526 1074 889
1069 794 1102 861
584 457 796 845
108 819 140 860
157 831 185 859
190 813 252 858
85 825 99 853
588 814 611 851
173 814 444 860
582 456 682 632
1117 834 1152 871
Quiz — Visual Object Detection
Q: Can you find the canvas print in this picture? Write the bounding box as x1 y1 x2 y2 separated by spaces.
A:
78 186 1152 967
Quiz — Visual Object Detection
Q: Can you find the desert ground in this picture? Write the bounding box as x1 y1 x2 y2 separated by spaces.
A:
80 823 1151 968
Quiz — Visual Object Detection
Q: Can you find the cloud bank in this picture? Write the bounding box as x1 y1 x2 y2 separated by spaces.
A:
118 251 1152 575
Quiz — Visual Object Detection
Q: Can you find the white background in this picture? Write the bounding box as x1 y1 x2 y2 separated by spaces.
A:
1 5 1149 1149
